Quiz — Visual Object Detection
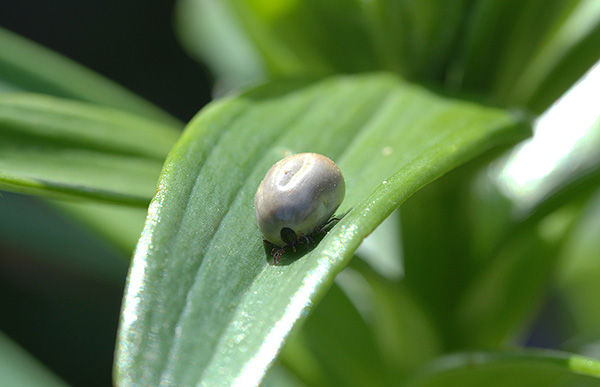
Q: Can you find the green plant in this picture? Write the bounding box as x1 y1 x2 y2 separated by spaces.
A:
2 1 600 386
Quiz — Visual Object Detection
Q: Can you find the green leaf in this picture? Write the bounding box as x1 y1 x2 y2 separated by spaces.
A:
175 0 469 83
450 103 600 347
399 160 485 349
404 350 600 387
399 154 572 349
281 281 390 387
52 199 148 255
0 332 69 387
175 0 268 89
449 0 600 114
0 27 180 126
0 93 181 205
557 190 600 334
114 73 529 386
347 258 442 377
0 191 129 284
176 0 600 113
261 362 307 387
455 225 561 347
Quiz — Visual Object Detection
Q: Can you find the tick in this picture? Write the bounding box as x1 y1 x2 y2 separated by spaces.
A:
254 153 345 264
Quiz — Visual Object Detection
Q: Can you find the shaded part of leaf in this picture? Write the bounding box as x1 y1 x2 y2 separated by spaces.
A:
0 93 180 205
52 199 147 256
399 161 478 349
555 189 600 335
455 226 560 347
281 280 390 387
447 0 600 113
347 258 442 378
0 191 129 286
260 361 307 387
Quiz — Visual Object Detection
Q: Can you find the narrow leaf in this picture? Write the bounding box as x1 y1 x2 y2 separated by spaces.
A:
0 332 68 387
557 191 600 334
177 0 600 113
452 0 600 114
0 27 180 126
0 93 180 205
404 350 600 387
115 73 529 386
0 191 129 283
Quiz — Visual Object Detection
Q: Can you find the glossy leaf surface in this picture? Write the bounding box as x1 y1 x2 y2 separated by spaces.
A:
115 73 529 386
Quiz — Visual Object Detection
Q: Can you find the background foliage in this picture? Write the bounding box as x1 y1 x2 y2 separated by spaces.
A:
1 0 600 386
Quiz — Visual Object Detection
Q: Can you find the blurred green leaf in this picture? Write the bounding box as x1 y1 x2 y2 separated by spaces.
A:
175 0 268 89
399 161 482 348
114 73 528 386
0 332 69 387
557 190 600 335
451 0 600 113
281 261 441 386
52 199 148 255
404 350 600 387
176 0 600 113
348 258 442 377
261 362 307 387
353 208 405 281
279 257 441 387
0 27 180 126
452 112 600 347
399 83 600 348
175 0 469 83
281 281 390 387
0 93 180 205
455 223 562 347
0 191 129 284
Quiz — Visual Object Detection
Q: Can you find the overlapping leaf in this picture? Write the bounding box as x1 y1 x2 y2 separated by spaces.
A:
0 93 180 205
0 332 68 387
0 27 179 125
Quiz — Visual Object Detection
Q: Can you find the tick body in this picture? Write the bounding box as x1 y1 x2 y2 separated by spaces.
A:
254 153 345 263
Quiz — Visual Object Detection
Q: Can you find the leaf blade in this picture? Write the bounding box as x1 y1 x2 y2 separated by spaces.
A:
0 332 69 387
0 93 180 205
0 27 180 126
404 350 600 387
115 73 529 386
